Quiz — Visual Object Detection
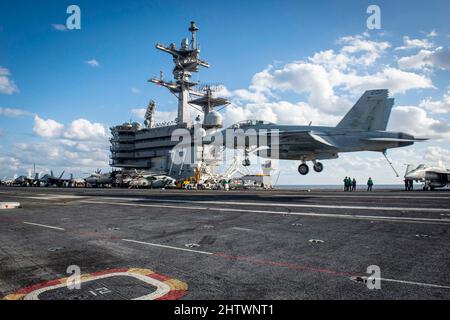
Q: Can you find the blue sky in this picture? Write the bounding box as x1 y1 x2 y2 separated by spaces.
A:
1 0 450 184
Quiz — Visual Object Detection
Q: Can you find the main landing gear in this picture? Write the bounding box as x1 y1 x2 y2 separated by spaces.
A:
298 161 324 175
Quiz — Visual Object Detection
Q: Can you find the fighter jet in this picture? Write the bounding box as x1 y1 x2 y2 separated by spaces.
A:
68 174 86 187
221 90 427 175
128 172 176 189
149 175 176 188
13 173 39 186
38 171 66 187
405 163 450 190
84 170 116 187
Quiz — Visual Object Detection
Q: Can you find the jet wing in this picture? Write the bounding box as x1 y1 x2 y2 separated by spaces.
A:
279 131 337 149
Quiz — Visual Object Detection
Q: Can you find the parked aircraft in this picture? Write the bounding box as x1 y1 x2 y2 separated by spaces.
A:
84 170 116 187
405 163 450 190
38 171 66 187
128 172 176 188
149 175 176 188
68 174 86 187
13 173 39 186
220 90 427 175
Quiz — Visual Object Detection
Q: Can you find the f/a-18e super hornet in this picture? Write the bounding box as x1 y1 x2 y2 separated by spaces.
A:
38 171 67 187
405 163 450 190
13 173 39 186
222 89 427 175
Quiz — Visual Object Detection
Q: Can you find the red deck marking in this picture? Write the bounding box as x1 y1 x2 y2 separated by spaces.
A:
17 279 62 295
4 268 188 300
149 272 171 282
155 290 187 300
213 252 359 277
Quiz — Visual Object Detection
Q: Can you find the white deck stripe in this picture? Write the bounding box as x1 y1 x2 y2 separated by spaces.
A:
1 190 450 200
231 227 253 231
122 238 450 290
122 238 213 255
380 277 450 289
98 197 450 213
272 194 450 200
81 200 450 225
23 222 65 231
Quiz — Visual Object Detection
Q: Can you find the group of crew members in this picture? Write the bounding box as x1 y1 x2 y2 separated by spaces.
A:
343 177 374 191
404 179 414 191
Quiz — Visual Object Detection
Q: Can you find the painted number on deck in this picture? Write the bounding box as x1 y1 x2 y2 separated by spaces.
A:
89 287 112 296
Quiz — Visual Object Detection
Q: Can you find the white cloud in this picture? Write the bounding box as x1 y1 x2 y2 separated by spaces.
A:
419 87 450 114
233 88 268 104
32 115 65 138
336 67 434 94
51 24 67 31
423 146 450 163
389 106 450 139
0 154 21 178
397 49 434 70
223 101 340 127
309 50 351 70
32 116 107 140
337 34 391 66
5 116 111 178
0 107 33 117
86 59 100 68
431 47 450 69
395 36 434 50
426 29 438 38
0 66 18 94
397 47 450 70
266 62 351 114
11 139 109 173
64 119 107 140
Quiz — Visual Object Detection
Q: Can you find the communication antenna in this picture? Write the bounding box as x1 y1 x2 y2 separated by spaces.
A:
189 21 199 50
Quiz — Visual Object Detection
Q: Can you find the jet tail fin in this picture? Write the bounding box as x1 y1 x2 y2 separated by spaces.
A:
336 90 393 131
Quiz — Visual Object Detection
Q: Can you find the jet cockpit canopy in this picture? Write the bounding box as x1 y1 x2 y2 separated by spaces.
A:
228 120 275 129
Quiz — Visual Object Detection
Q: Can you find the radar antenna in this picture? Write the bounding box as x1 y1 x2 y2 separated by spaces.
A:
144 100 156 128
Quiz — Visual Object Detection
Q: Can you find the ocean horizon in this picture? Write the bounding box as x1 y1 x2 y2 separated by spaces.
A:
274 184 407 190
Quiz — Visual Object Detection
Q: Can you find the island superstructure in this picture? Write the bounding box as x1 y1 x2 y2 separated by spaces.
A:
110 22 229 178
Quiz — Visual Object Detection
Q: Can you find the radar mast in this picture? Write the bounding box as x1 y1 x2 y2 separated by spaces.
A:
149 21 211 127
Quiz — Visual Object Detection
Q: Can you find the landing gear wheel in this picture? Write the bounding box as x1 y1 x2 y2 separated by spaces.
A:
313 162 324 173
298 164 309 175
242 159 251 167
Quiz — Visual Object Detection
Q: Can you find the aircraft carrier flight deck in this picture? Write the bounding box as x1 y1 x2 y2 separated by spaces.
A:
1 187 449 300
